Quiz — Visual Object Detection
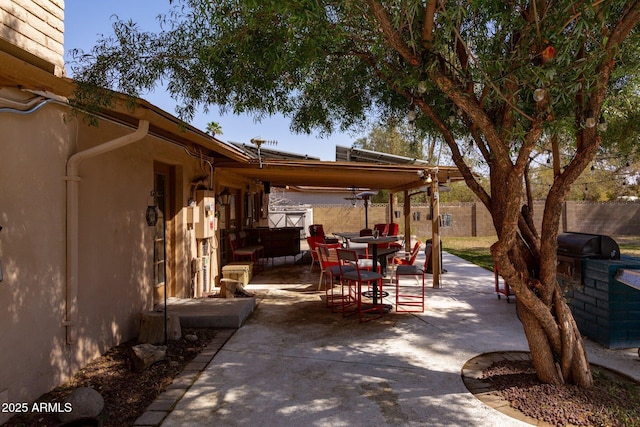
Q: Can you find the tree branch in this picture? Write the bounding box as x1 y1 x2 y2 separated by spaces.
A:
413 99 492 208
366 0 422 66
430 69 511 166
421 0 437 50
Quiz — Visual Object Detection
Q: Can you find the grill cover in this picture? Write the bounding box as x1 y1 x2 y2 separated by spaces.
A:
557 232 620 260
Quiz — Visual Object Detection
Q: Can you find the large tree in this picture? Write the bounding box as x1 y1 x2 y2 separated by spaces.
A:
71 1 640 387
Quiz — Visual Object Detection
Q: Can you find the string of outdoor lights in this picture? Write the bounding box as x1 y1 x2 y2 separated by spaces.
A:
405 66 618 192
529 155 633 175
527 155 636 198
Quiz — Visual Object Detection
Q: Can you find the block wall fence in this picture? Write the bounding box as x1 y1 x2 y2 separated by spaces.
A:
311 201 640 238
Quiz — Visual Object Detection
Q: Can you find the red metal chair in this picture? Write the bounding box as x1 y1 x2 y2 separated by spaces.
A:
306 236 325 271
239 231 264 269
394 242 430 312
372 224 394 251
337 249 386 322
309 224 339 243
309 224 325 237
387 223 403 251
390 241 422 267
374 223 389 237
317 243 354 310
344 240 384 275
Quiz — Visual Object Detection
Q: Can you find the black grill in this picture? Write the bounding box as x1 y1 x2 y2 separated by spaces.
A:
557 232 620 285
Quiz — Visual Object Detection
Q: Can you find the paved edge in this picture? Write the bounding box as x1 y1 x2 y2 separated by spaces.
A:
461 351 540 426
132 328 237 427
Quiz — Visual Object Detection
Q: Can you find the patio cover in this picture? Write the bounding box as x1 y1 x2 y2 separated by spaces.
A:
215 159 463 193
216 157 465 289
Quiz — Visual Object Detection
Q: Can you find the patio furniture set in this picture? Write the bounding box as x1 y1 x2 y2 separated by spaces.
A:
310 223 432 322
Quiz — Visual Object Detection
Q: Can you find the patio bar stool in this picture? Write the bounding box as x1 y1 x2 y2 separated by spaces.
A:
337 248 386 322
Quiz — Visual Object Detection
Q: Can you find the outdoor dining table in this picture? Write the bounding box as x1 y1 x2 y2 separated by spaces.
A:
332 231 361 244
349 235 399 307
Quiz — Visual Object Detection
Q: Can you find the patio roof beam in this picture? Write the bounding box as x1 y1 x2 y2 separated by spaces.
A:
216 161 464 193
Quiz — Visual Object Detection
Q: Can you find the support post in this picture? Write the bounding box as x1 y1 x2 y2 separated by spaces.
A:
431 179 441 288
403 190 411 252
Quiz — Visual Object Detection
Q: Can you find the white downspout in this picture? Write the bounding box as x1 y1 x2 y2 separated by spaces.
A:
64 120 149 344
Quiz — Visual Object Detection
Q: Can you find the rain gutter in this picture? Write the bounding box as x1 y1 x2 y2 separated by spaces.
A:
64 120 149 344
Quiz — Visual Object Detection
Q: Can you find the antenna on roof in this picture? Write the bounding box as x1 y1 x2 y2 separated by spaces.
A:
250 137 278 147
250 138 278 169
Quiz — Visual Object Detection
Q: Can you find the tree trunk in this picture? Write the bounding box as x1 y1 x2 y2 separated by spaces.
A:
496 244 593 387
517 302 561 384
422 0 640 390
494 236 594 387
488 159 594 387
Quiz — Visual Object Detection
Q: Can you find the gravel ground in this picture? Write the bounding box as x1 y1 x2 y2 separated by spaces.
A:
482 359 640 427
3 328 221 427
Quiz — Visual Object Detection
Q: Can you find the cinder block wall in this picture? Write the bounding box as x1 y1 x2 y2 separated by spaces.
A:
313 203 496 237
312 201 640 238
565 202 640 235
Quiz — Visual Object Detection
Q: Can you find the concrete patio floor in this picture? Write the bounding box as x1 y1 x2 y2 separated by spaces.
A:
137 250 640 427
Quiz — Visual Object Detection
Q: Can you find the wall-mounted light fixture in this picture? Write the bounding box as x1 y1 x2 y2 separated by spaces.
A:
217 187 232 206
145 191 158 227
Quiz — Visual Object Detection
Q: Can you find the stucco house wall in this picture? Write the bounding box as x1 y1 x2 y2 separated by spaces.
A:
0 85 222 420
0 2 265 418
0 89 73 416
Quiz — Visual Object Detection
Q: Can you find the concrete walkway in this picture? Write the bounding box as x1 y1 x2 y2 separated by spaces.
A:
136 252 640 426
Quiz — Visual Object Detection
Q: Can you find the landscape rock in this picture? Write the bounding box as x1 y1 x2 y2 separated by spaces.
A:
57 387 104 422
128 343 167 372
138 311 181 344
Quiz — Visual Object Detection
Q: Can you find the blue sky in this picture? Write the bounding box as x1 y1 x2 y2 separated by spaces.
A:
63 1 363 160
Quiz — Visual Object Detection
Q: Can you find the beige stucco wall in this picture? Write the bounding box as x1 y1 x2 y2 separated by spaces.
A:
0 90 74 419
0 88 221 419
0 0 65 75
72 120 155 368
